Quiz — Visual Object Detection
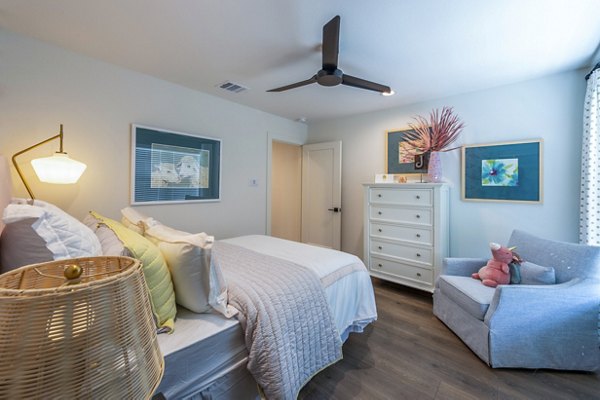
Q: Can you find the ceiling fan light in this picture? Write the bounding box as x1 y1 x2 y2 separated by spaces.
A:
31 152 87 184
382 89 395 96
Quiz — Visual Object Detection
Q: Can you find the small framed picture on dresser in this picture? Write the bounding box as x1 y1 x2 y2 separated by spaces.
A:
462 139 542 203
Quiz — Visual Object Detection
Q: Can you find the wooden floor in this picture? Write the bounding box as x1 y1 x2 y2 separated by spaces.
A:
299 279 600 400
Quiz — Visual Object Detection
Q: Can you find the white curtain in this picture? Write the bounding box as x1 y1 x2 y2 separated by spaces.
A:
580 65 600 246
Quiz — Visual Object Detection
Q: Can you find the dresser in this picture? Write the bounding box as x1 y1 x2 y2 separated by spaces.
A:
363 183 449 292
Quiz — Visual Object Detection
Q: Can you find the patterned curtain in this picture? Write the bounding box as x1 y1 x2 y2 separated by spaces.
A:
580 65 600 245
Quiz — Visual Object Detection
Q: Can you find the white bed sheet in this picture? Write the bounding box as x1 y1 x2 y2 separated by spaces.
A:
156 235 377 398
222 235 378 340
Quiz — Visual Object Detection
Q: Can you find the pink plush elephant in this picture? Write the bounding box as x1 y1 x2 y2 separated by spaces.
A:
472 242 514 287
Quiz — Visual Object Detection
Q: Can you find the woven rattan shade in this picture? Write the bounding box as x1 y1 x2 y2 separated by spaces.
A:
0 256 164 399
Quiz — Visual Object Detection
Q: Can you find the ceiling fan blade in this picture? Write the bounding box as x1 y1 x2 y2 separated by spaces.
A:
342 74 392 94
267 75 317 92
322 15 340 70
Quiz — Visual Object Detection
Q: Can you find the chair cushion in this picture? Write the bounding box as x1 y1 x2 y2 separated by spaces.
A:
437 275 496 320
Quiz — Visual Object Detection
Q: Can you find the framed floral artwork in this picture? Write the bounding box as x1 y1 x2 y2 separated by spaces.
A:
131 124 221 205
462 139 542 203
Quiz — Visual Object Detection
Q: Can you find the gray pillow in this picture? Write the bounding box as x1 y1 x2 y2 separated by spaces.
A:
0 217 53 272
519 261 556 285
82 213 132 257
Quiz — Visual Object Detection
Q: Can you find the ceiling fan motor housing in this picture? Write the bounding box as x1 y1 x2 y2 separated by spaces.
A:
317 68 343 86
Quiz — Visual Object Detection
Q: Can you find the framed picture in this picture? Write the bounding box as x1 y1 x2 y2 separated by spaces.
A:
131 124 221 204
386 129 422 173
462 139 542 203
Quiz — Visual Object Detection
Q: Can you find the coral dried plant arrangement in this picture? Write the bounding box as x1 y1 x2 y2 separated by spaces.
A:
404 106 465 153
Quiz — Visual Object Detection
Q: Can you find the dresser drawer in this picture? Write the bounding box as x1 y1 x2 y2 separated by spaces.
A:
370 239 432 265
370 188 432 206
370 205 432 225
370 223 432 245
370 257 433 284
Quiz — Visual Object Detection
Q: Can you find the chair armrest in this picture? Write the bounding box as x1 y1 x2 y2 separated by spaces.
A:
484 278 600 370
442 257 487 276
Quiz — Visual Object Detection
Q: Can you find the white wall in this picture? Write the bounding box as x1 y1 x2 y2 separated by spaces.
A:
0 29 307 239
307 70 588 258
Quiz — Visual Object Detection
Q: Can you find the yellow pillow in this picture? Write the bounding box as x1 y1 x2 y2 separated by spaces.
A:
90 211 176 333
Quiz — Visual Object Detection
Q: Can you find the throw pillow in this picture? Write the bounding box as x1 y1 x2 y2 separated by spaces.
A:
519 261 556 285
120 207 156 234
1 200 102 272
90 211 177 333
82 214 132 257
144 223 233 315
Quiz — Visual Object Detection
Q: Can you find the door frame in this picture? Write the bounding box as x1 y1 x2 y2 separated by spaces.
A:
266 132 305 236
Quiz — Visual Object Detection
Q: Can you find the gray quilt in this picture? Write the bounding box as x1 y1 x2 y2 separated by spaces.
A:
212 242 343 400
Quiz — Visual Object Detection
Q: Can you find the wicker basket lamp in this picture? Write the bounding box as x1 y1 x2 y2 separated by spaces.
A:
0 256 164 399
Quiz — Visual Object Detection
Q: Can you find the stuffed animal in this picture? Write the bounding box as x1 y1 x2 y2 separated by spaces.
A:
472 242 521 287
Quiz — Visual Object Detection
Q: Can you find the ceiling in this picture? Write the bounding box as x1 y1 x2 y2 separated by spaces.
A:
1 0 599 122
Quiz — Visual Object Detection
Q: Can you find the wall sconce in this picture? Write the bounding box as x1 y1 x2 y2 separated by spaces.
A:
12 124 87 199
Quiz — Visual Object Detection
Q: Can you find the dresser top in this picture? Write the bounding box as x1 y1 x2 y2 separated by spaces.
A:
363 182 448 188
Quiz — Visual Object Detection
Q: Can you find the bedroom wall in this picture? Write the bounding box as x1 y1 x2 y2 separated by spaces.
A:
307 70 588 259
0 29 307 239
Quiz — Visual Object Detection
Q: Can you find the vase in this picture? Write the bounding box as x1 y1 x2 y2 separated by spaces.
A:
427 151 443 183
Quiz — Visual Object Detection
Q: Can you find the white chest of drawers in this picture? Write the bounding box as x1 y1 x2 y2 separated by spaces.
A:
363 183 449 292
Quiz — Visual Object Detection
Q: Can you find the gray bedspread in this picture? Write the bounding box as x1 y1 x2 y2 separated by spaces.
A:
212 241 343 400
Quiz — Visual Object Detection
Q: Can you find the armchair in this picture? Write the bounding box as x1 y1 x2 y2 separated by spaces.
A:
433 230 600 371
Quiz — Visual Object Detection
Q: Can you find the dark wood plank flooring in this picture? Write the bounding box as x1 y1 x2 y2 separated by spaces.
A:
299 279 600 400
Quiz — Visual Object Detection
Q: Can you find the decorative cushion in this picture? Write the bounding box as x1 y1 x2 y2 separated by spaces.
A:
144 224 216 313
519 261 556 285
437 275 496 320
90 211 176 333
82 214 132 257
120 207 233 317
1 200 102 272
0 217 53 272
120 207 151 235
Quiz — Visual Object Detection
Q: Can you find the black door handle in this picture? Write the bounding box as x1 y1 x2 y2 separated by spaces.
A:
328 207 341 212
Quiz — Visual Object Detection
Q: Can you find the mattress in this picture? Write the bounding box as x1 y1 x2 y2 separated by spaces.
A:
155 235 377 399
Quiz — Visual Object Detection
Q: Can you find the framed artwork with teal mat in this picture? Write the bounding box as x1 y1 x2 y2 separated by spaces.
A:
131 124 221 205
461 139 542 203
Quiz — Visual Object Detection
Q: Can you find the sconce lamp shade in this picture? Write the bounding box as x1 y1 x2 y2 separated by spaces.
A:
0 256 164 399
31 152 87 184
12 124 86 199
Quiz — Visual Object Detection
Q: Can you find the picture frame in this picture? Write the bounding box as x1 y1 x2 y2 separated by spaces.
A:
131 124 221 205
462 139 542 203
386 129 422 173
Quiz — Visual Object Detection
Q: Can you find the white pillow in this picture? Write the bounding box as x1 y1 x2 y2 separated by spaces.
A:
2 199 102 265
122 207 234 317
120 207 160 234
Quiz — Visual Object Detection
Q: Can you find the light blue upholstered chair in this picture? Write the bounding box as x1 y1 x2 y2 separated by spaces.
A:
433 230 600 371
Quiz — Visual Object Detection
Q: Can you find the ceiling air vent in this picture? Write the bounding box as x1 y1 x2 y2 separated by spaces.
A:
217 81 248 94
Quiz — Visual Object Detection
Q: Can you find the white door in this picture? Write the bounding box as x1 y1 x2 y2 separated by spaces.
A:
301 141 342 249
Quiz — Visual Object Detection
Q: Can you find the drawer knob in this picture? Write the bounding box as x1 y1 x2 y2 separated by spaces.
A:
378 211 382 215
378 194 382 198
416 272 422 277
416 195 420 199
378 228 382 232
416 214 421 219
416 253 421 257
378 263 383 268
378 246 383 250
416 233 421 238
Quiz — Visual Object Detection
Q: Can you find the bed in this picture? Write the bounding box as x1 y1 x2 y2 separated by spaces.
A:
0 155 377 399
156 235 377 399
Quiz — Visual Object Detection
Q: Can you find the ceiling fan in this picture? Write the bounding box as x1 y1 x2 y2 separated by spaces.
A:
267 15 393 95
